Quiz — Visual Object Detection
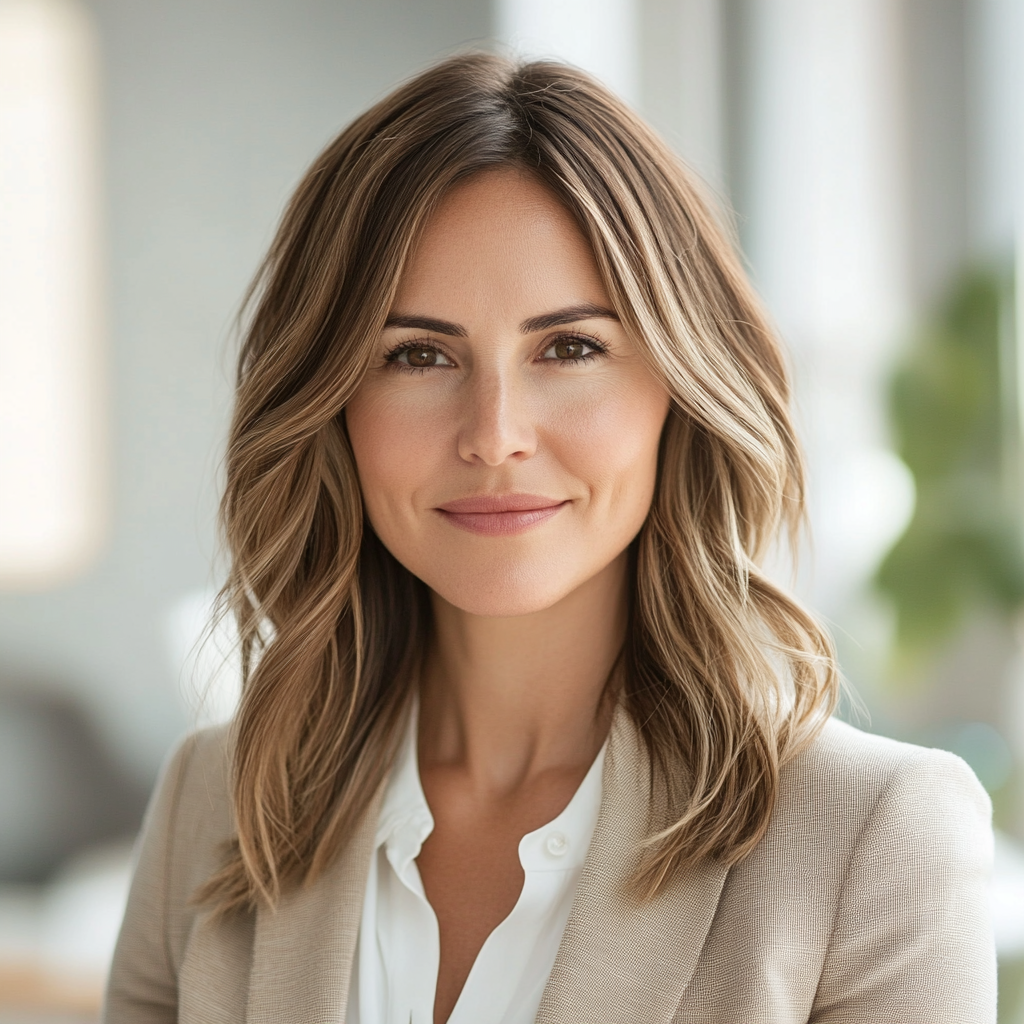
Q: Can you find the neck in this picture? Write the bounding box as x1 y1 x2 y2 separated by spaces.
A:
418 553 628 794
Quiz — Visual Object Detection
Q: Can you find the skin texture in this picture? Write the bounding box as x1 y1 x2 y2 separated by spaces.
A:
345 168 671 1024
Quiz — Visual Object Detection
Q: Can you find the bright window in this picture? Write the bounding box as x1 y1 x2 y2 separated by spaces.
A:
0 0 104 587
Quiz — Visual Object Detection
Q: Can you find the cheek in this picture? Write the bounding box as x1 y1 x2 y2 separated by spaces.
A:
546 378 668 516
345 387 449 523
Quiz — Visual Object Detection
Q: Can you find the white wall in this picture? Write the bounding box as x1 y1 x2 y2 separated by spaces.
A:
640 0 725 191
496 0 639 103
733 0 913 624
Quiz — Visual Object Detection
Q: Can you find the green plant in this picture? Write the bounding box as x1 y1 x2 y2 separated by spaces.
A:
875 268 1024 662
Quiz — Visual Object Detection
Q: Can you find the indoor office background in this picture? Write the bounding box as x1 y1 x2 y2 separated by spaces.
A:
0 0 1021 1020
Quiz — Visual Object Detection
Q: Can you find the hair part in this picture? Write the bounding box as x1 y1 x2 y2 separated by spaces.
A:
198 52 838 914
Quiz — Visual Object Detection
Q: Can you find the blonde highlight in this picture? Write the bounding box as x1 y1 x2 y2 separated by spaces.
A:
199 53 838 915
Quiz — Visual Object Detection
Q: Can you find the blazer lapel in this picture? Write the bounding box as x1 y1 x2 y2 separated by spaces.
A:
245 784 383 1024
536 709 730 1023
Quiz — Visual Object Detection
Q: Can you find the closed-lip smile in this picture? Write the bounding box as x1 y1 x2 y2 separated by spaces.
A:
435 494 568 535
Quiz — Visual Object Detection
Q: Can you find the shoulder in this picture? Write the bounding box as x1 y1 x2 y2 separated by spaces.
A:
728 716 994 910
756 718 994 971
797 715 971 778
780 717 992 840
158 723 235 887
135 724 236 946
784 721 998 1021
708 718 996 1020
162 722 234 813
151 723 234 841
105 725 239 1018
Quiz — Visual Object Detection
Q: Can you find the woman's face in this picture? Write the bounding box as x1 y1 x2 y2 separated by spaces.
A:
345 168 671 617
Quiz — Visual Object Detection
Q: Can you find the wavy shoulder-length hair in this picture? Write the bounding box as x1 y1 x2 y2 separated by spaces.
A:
200 52 838 915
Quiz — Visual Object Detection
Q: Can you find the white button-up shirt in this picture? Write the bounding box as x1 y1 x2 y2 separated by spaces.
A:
346 710 606 1024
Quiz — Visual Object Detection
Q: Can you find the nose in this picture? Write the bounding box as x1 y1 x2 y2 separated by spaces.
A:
456 366 537 466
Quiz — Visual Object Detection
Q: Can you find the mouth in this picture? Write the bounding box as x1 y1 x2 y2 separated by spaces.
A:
435 494 569 536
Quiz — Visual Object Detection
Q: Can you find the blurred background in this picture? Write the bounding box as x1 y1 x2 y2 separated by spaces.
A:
0 0 1021 1019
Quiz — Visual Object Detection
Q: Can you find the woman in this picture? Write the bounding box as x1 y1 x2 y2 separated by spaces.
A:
104 54 995 1023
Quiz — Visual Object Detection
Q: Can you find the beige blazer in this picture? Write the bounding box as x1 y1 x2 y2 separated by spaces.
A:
103 710 996 1023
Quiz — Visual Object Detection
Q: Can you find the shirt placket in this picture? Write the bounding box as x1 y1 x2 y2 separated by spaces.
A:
381 809 438 1024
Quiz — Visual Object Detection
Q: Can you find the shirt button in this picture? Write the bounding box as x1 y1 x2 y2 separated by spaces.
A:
546 831 569 857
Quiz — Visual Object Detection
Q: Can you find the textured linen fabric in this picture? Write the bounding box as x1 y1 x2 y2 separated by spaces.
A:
347 708 605 1024
103 708 996 1024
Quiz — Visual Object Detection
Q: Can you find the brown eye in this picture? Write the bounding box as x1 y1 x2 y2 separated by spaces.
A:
387 344 453 369
405 346 438 367
554 340 586 359
540 336 604 363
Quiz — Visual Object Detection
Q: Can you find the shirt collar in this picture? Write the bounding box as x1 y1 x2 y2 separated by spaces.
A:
374 699 607 875
517 740 605 873
374 704 433 873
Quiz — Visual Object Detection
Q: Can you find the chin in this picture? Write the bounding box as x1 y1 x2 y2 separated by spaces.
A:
422 561 581 619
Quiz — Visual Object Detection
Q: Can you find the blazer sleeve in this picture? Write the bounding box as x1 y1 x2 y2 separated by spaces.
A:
810 747 997 1024
102 733 196 1024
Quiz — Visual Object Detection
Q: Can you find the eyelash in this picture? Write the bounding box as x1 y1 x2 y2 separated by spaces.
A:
382 333 609 373
382 339 453 374
545 333 609 365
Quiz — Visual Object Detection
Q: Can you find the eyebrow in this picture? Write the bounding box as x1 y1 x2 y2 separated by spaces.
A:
382 302 619 338
519 303 619 333
382 314 467 336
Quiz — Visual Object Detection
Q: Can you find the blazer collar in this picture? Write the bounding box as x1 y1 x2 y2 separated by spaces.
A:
536 706 730 1023
245 782 384 1024
244 705 728 1024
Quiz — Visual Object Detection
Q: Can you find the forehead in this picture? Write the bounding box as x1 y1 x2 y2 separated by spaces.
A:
392 167 611 322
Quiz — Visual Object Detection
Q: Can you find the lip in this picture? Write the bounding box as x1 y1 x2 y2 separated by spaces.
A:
435 493 569 536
